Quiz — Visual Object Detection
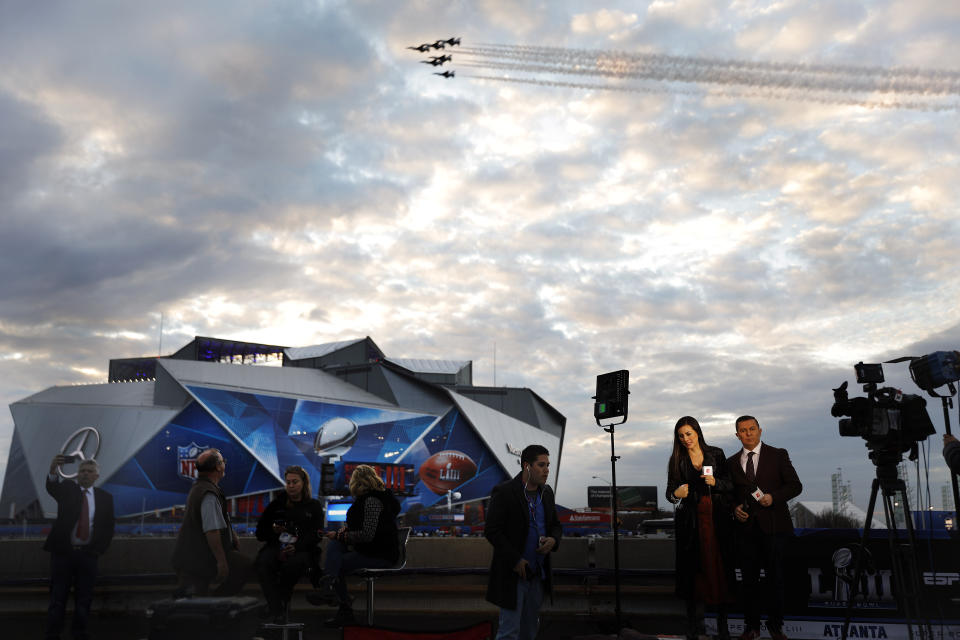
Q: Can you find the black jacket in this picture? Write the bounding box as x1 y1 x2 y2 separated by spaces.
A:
346 489 401 563
256 496 325 553
726 443 802 535
44 476 115 556
665 445 734 599
945 440 960 476
484 474 562 610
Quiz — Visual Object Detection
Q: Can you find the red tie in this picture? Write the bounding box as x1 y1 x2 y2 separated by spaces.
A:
77 489 90 542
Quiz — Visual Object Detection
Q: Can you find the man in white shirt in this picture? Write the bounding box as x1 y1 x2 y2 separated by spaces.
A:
44 455 115 640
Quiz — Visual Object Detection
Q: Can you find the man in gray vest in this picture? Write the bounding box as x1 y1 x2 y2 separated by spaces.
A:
172 448 251 595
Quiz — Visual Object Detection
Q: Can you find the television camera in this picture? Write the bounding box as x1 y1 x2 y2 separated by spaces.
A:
831 362 935 468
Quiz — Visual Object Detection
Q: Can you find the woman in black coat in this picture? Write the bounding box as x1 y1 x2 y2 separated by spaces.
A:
308 464 401 628
666 416 735 640
255 465 325 622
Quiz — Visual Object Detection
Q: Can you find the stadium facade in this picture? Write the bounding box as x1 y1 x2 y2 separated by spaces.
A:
2 336 565 520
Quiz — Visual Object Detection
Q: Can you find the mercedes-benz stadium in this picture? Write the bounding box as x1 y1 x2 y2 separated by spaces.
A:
1 336 565 521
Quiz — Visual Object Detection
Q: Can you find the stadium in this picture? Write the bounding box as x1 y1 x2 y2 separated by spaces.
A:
1 336 565 523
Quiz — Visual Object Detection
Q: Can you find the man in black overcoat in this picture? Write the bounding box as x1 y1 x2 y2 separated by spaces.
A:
44 454 115 640
485 444 562 640
727 416 802 640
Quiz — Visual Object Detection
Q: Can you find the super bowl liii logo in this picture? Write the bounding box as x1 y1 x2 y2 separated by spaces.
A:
177 442 207 481
807 547 895 609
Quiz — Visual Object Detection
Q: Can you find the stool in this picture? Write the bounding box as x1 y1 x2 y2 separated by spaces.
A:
260 621 305 640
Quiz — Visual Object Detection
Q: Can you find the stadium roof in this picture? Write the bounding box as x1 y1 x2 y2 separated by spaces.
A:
387 358 471 375
285 339 368 361
18 381 158 407
157 358 396 408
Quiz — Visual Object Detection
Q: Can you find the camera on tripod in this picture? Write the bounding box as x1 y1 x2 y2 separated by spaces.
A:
831 361 935 461
830 362 939 640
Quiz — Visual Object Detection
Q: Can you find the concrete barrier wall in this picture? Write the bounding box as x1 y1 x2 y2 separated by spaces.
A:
0 536 681 618
0 536 675 578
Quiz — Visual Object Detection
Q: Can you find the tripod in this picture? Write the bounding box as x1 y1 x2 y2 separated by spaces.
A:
840 457 932 640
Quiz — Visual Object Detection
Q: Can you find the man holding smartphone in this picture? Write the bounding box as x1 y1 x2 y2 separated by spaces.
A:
44 454 115 640
727 416 802 640
485 444 562 640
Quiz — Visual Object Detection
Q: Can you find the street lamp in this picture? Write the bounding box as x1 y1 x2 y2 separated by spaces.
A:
446 490 461 512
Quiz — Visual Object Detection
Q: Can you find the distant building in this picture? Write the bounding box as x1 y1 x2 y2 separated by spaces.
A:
942 484 955 512
830 468 852 515
2 336 565 520
791 500 886 529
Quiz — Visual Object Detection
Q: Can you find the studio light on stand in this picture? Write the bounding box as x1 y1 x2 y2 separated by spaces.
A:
888 350 960 524
593 369 629 632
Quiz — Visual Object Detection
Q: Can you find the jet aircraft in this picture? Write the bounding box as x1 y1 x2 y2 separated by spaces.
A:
433 70 455 78
444 37 461 47
431 40 447 50
421 54 452 66
407 43 432 52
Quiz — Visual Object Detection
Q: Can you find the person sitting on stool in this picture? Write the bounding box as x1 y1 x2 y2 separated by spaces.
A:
307 464 401 628
255 465 324 622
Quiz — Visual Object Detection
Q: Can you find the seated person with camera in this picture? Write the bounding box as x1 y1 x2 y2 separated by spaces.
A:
255 465 325 622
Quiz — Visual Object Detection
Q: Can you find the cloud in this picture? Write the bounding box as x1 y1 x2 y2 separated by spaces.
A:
1 1 958 512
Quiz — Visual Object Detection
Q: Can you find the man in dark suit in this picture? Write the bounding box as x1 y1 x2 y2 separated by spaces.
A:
485 444 562 640
727 416 802 640
44 455 115 640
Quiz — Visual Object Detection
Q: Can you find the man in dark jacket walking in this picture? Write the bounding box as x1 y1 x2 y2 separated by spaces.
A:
485 444 562 640
44 455 115 640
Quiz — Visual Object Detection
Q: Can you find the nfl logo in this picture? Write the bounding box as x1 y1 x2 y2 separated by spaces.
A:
178 442 207 480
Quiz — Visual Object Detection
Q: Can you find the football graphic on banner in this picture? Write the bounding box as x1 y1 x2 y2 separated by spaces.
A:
419 450 478 494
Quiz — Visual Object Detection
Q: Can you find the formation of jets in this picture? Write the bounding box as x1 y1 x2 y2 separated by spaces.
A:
421 54 452 66
408 37 460 78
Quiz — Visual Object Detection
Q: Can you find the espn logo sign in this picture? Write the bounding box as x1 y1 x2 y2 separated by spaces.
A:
922 571 960 586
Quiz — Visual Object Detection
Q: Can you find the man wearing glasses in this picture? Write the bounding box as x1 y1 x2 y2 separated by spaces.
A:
172 448 251 595
485 444 562 640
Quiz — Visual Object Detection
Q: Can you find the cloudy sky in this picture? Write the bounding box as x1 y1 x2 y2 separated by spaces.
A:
2 0 959 513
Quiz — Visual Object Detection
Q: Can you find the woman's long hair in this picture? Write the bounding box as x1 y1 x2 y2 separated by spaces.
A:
284 465 312 505
669 416 709 479
349 464 385 498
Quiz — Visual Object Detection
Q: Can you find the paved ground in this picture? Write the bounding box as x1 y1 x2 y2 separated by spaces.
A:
8 610 686 639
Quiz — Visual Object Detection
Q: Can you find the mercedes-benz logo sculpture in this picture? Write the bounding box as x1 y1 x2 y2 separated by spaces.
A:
57 427 102 479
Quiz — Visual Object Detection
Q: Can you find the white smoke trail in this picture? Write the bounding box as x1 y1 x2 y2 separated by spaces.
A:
459 71 960 112
456 44 960 103
467 43 960 88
